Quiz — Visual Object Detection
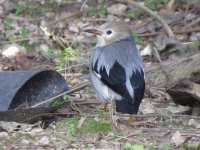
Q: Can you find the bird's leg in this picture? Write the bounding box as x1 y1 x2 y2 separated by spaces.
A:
128 115 133 124
109 99 113 121
109 99 117 125
103 102 108 112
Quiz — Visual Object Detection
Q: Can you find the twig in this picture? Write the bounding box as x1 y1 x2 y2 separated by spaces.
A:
115 132 139 141
0 15 39 22
80 0 89 11
130 114 200 120
87 18 109 22
183 17 200 29
77 116 87 128
23 112 77 122
75 101 102 105
136 127 200 136
184 0 190 25
47 12 82 27
0 37 45 44
152 40 173 84
57 63 87 72
130 120 156 127
116 0 175 38
139 27 200 37
68 97 83 114
31 81 90 108
166 0 175 11
115 135 155 147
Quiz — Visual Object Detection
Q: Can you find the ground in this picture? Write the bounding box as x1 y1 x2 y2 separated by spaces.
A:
0 0 200 149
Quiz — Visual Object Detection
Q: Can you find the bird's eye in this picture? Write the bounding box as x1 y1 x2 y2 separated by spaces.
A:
106 30 112 35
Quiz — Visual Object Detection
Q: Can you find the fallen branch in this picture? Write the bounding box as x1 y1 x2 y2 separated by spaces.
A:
80 0 89 11
23 112 77 122
145 53 200 87
131 114 200 120
47 12 83 27
151 39 173 85
0 15 39 21
116 0 175 38
0 37 46 44
139 27 200 37
31 81 90 108
183 17 200 29
77 116 87 128
166 0 175 11
75 101 102 105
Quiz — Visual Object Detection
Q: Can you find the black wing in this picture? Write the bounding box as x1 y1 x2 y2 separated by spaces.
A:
116 69 145 114
93 60 133 102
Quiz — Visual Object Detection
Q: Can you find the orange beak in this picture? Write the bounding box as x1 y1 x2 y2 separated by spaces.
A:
83 29 102 35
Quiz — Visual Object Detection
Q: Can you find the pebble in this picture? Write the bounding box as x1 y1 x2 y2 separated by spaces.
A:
166 105 190 114
45 11 56 18
107 3 127 16
40 20 47 27
186 13 196 21
20 139 30 145
124 18 130 22
38 136 50 145
69 24 79 33
171 131 185 146
39 44 49 54
2 44 25 58
188 119 200 129
190 33 200 41
0 132 8 138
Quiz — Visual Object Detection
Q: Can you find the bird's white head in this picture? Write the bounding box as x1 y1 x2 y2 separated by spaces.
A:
84 21 133 46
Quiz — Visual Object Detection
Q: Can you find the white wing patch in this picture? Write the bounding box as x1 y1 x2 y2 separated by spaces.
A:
93 70 101 79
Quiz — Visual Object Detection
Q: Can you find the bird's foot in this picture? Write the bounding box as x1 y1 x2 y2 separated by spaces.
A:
100 103 109 112
128 115 136 124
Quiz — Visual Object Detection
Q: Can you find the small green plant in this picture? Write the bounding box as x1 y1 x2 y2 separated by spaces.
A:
50 95 69 107
133 33 145 45
164 118 183 127
63 46 77 58
87 8 107 17
49 98 63 107
145 0 169 10
146 145 158 150
133 144 144 150
20 28 30 37
124 143 144 150
4 18 14 26
27 6 35 16
127 8 138 19
53 65 62 71
48 46 78 70
160 0 169 4
197 0 200 7
57 116 111 136
137 131 147 138
162 143 173 150
15 5 25 15
194 40 200 47
124 143 132 150
57 117 79 136
145 0 157 10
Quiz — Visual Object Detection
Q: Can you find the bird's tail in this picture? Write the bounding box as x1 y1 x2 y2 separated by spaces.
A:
116 99 138 114
116 89 144 114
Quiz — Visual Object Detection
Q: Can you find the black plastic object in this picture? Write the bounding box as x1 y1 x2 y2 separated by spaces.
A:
0 70 69 111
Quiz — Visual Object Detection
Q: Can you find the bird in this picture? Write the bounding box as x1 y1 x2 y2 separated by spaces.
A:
84 21 145 122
